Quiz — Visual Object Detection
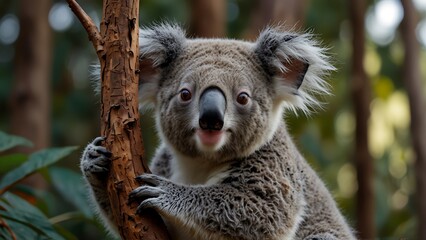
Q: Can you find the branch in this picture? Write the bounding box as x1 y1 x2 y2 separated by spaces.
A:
66 0 103 55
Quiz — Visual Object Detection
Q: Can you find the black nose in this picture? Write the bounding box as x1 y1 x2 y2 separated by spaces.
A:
199 87 226 131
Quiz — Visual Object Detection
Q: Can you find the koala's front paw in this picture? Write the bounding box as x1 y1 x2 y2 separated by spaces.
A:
81 137 112 178
128 174 173 214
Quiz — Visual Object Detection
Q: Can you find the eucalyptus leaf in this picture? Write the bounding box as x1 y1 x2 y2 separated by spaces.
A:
0 214 46 240
0 131 33 152
0 227 9 240
0 146 78 194
0 193 65 240
0 209 49 240
0 153 27 174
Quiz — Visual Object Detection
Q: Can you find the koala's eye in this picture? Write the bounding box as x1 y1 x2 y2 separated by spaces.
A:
236 92 250 105
180 89 192 102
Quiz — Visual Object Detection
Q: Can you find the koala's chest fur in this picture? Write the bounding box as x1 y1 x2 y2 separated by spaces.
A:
169 153 232 186
159 126 306 240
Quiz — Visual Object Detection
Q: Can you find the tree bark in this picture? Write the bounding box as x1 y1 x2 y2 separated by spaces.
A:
188 0 226 38
244 0 307 41
67 0 170 239
9 0 52 189
348 0 375 238
399 1 426 239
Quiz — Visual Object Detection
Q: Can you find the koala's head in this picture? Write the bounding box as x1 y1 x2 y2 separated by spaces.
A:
138 24 333 162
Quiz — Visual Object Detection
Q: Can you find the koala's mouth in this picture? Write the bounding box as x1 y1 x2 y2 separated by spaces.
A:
195 129 226 151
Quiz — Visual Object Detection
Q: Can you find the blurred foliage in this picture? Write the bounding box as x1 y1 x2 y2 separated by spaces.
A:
0 0 425 238
0 131 88 239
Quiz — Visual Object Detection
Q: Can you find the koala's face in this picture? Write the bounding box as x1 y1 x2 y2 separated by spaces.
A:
156 40 277 161
138 24 332 162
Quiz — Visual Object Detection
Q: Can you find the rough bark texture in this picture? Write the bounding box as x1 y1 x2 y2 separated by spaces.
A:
9 0 52 189
244 0 307 41
188 0 226 38
400 1 426 239
67 0 170 239
348 0 375 238
99 1 169 239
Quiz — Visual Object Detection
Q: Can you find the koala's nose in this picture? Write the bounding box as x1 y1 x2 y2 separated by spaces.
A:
199 87 226 131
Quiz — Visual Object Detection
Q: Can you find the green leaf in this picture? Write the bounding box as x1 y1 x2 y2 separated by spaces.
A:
0 210 49 240
0 131 33 152
0 146 78 194
0 227 9 240
49 167 93 217
0 216 17 240
0 153 27 174
3 218 45 240
0 193 65 240
1 192 47 223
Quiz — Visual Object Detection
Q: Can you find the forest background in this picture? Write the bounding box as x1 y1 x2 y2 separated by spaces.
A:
0 0 425 239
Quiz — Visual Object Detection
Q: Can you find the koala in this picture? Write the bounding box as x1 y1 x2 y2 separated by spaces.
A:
80 24 356 240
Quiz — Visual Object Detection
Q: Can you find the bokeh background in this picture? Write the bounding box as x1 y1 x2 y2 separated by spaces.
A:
0 0 426 239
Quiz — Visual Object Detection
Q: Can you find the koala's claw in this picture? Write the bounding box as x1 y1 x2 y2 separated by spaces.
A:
94 147 112 158
129 185 165 200
92 136 106 146
135 199 159 214
135 173 162 185
131 186 165 214
81 137 112 176
130 174 168 213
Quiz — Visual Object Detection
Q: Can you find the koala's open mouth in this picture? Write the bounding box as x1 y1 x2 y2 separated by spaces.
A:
195 129 226 151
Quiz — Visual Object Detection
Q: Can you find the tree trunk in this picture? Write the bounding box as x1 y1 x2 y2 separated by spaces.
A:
188 0 226 38
348 0 375 238
9 0 52 189
99 1 169 239
244 0 307 40
67 0 170 239
399 1 426 239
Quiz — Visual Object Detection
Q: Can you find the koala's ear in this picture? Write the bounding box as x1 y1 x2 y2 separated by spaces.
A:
138 23 186 110
254 27 334 113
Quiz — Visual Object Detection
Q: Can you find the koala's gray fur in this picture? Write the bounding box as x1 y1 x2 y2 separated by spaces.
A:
81 23 355 240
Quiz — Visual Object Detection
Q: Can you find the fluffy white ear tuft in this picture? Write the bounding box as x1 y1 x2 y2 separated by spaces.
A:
138 23 186 110
139 23 186 67
254 27 335 114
